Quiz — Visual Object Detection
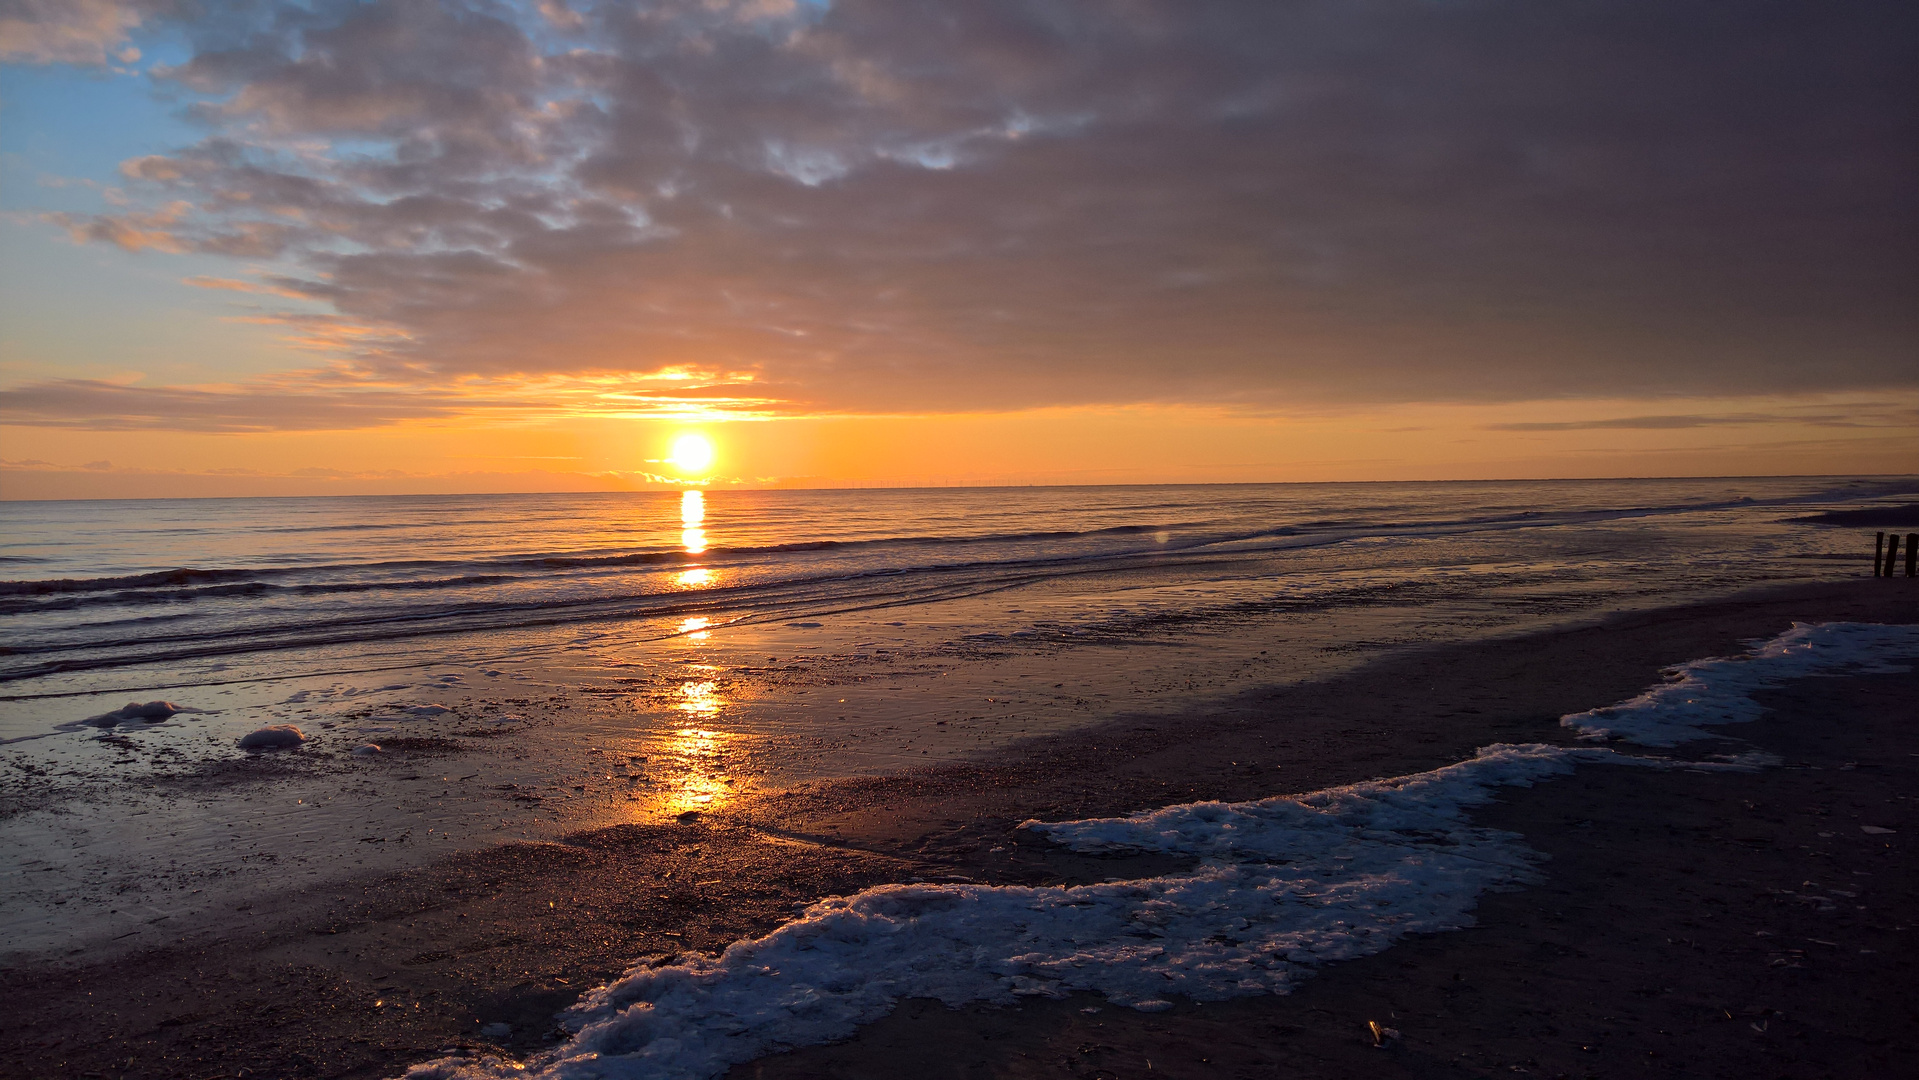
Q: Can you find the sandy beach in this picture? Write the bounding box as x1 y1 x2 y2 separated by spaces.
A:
2 577 1911 1079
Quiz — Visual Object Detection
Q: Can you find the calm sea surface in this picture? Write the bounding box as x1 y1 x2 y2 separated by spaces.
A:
0 477 1909 695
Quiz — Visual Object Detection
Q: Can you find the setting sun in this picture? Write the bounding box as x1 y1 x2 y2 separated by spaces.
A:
668 433 715 475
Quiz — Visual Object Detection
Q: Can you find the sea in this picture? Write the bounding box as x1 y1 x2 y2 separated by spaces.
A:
0 476 1909 972
2 476 1905 692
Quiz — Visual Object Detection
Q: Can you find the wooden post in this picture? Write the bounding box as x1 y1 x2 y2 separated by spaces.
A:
1876 532 1886 576
1888 533 1902 579
1908 533 1917 577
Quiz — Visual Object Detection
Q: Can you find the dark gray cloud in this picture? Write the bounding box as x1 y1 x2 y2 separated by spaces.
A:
27 0 1919 423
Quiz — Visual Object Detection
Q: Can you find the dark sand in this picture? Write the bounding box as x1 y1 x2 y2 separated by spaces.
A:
5 579 1914 1079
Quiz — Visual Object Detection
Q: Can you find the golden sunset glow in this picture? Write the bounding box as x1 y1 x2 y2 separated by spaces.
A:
668 433 716 476
675 567 715 588
677 615 711 640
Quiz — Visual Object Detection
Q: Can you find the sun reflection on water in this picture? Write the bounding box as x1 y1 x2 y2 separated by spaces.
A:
676 567 715 588
678 615 711 640
680 489 706 554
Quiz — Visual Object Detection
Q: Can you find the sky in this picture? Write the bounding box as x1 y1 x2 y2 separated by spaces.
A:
2 0 1915 498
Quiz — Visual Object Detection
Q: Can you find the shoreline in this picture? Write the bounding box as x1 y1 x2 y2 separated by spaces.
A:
3 578 1913 1078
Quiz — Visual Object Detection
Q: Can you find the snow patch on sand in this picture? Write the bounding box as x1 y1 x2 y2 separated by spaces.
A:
1561 621 1919 746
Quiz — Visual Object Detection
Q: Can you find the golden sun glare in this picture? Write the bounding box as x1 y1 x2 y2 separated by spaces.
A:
668 433 716 475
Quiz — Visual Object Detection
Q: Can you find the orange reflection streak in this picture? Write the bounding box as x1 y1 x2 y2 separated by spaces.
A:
678 680 721 717
663 727 733 809
678 616 711 641
680 490 707 554
676 567 715 588
623 672 751 818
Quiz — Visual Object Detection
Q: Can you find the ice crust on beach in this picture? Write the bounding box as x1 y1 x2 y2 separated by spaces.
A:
1560 621 1919 746
405 621 1913 1080
410 744 1586 1080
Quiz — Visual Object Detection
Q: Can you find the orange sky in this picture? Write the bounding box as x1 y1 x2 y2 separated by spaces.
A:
5 393 1915 500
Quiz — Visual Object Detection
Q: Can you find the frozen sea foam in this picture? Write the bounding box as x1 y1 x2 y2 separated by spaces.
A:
405 621 1914 1080
1561 621 1919 746
410 744 1598 1080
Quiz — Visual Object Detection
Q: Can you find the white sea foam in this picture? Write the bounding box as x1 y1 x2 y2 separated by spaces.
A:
404 621 1914 1080
1560 621 1919 746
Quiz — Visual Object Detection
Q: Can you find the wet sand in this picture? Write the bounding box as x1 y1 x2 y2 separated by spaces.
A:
3 579 1913 1079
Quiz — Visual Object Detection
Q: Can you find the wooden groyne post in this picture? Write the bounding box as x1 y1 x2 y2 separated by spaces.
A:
1872 531 1916 577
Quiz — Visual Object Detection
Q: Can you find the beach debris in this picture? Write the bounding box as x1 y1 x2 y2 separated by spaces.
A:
238 724 306 749
81 700 185 727
1860 825 1895 835
1367 1020 1401 1047
352 743 384 756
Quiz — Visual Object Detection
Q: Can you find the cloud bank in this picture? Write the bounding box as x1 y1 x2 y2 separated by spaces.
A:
9 0 1918 429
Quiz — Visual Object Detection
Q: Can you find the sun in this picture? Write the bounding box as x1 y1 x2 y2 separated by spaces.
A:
667 433 715 475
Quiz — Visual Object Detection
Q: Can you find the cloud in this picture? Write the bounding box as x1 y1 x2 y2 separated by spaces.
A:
31 0 1919 425
0 0 149 65
44 201 192 253
1488 407 1919 432
0 366 789 432
184 274 323 300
